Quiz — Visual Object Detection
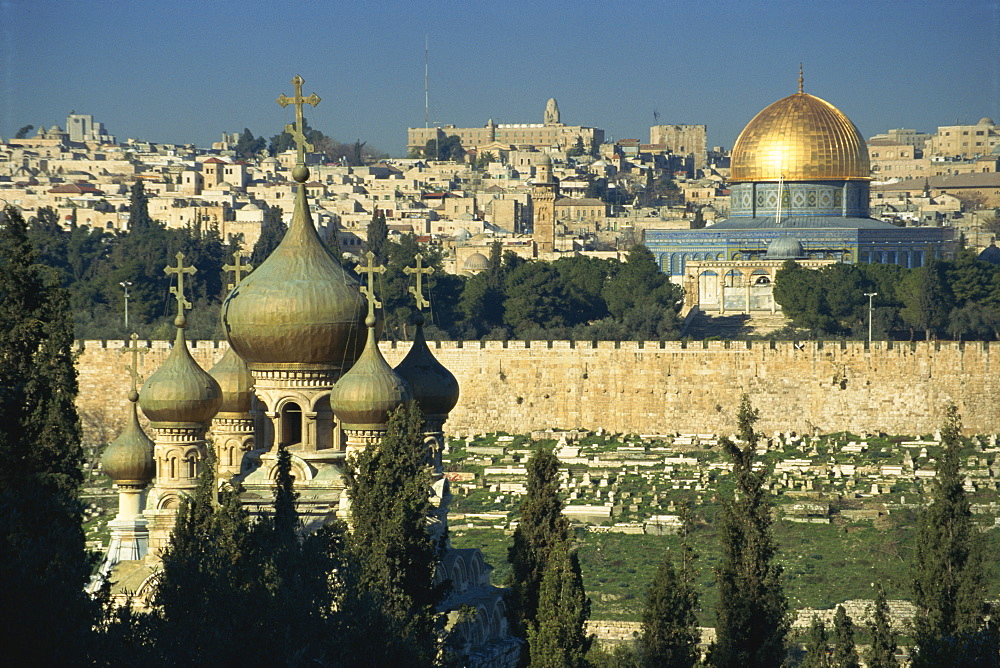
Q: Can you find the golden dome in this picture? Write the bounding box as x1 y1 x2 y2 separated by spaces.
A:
102 397 155 486
730 92 870 182
139 326 222 427
394 315 459 418
329 315 411 430
221 180 369 371
208 346 254 415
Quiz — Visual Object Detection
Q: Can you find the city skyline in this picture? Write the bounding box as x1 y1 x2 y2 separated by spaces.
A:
2 0 998 156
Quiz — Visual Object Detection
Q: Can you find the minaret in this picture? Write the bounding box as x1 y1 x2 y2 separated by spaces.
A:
209 251 256 480
91 334 156 586
532 152 558 253
140 252 222 552
394 253 460 541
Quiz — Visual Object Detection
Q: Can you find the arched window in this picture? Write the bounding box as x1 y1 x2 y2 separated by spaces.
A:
281 402 303 446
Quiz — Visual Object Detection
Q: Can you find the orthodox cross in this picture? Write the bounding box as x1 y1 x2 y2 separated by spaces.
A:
404 253 434 310
277 75 321 165
358 251 386 312
223 251 253 291
165 251 196 317
121 332 146 394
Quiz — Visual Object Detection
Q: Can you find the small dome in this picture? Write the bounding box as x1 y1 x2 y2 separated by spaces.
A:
766 236 806 259
454 228 471 242
101 399 155 486
463 252 490 271
139 327 222 427
978 117 995 126
208 346 254 414
536 153 552 166
394 317 459 418
731 92 870 182
330 319 411 429
978 244 1000 266
221 175 370 371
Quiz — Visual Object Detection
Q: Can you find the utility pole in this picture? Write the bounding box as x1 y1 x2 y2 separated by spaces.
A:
864 292 877 345
120 281 132 329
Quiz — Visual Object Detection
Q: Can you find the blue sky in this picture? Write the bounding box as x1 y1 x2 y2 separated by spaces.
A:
2 0 997 156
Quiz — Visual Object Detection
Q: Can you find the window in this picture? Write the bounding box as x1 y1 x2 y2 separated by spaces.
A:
281 402 303 446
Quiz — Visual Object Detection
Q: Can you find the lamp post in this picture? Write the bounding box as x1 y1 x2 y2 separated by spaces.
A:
119 281 132 329
864 292 877 346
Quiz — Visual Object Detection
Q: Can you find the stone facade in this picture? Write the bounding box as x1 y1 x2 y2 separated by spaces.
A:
77 339 1000 440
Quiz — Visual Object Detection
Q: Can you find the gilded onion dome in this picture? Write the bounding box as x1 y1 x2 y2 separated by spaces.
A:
139 324 222 428
730 92 870 183
220 172 369 371
102 388 155 486
394 313 459 418
330 311 412 430
208 346 254 414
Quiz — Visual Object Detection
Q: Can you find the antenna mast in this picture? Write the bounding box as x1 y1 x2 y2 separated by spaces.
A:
424 36 429 129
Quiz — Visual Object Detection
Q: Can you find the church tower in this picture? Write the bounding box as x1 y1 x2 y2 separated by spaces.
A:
139 254 222 551
531 153 558 253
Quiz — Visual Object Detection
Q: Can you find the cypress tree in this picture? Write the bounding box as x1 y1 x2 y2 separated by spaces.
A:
347 403 444 665
508 444 571 645
526 538 592 668
639 505 700 667
864 583 898 668
831 605 860 668
366 207 389 264
127 180 155 231
710 395 788 668
0 205 94 664
911 405 986 650
801 617 831 668
251 205 287 265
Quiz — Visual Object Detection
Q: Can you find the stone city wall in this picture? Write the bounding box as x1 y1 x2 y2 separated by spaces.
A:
75 339 999 439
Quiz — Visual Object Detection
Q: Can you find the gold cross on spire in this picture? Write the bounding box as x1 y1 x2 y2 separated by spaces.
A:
165 251 197 319
404 253 435 310
121 332 147 396
277 75 321 166
358 250 386 313
222 251 253 292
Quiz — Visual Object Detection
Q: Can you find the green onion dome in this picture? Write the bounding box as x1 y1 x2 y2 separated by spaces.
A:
329 313 412 430
139 324 222 428
393 313 459 418
101 390 155 486
208 346 254 415
220 173 369 371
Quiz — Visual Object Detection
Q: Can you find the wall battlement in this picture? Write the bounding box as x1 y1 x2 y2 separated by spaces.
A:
76 339 998 438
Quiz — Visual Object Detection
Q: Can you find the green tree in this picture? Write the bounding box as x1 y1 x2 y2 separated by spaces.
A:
503 261 572 336
831 605 860 668
233 127 266 160
710 395 788 668
14 124 33 139
639 505 700 667
0 205 94 664
864 583 898 668
251 205 287 266
347 403 445 664
423 133 464 162
127 180 156 232
567 136 586 158
526 538 592 668
366 207 389 263
507 445 571 648
910 405 988 659
801 617 831 668
601 244 682 340
899 260 951 340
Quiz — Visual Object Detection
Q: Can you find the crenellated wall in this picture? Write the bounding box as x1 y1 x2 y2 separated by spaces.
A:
75 339 999 439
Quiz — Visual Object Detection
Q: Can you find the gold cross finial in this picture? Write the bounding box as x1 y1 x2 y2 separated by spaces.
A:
121 332 147 397
358 250 386 314
222 251 253 292
165 251 197 320
403 253 435 310
277 75 321 166
798 63 804 94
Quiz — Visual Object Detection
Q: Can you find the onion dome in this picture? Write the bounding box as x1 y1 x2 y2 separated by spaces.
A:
102 389 155 487
394 313 459 419
766 236 806 259
330 311 411 430
221 167 369 371
139 323 222 428
208 346 254 414
730 92 870 183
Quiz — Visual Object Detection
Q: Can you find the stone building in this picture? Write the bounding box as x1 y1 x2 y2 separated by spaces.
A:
649 123 708 170
645 74 956 282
